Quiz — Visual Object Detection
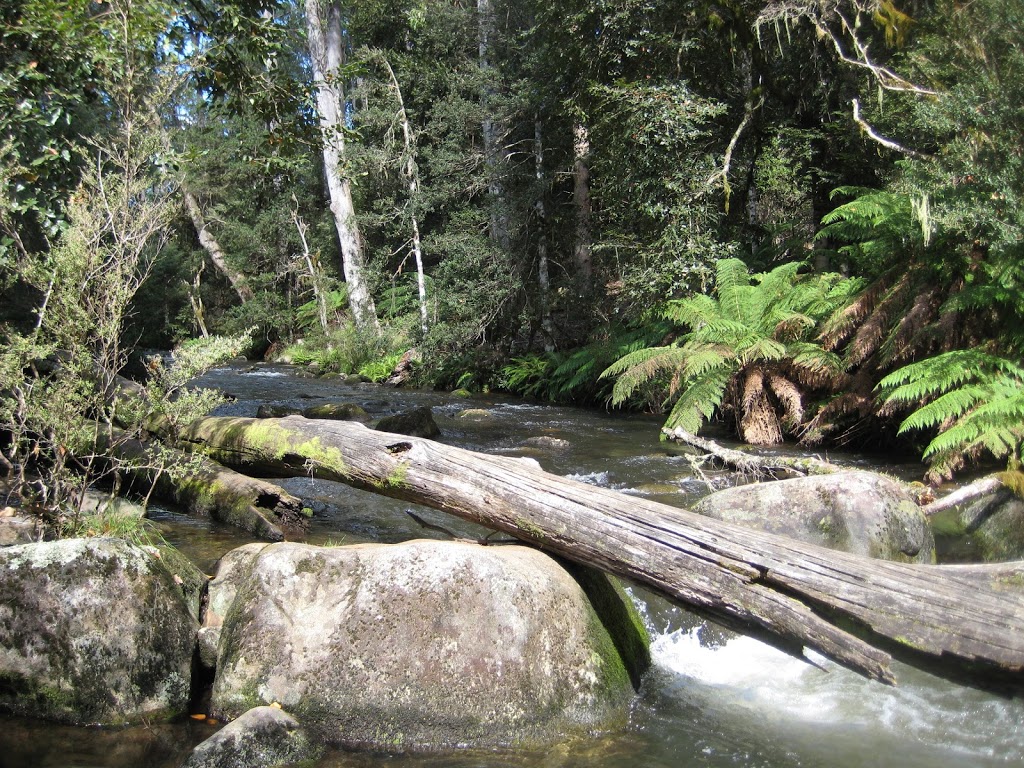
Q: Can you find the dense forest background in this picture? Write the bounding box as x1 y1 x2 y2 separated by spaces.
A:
2 0 1023 493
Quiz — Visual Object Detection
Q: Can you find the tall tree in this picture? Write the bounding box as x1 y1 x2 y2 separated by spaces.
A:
304 0 379 331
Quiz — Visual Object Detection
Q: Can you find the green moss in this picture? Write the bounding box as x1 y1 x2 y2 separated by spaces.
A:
515 518 546 541
562 564 651 691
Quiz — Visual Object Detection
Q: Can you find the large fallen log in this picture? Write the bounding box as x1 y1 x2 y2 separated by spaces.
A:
178 415 1024 694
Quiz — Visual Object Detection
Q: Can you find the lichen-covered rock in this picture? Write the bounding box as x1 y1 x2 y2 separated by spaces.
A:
198 542 273 669
210 540 644 749
693 471 934 563
375 406 440 439
302 402 370 421
181 706 320 768
0 538 198 724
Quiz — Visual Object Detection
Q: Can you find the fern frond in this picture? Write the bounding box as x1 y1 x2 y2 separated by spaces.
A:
713 258 751 322
603 346 687 406
896 384 987 432
663 367 731 433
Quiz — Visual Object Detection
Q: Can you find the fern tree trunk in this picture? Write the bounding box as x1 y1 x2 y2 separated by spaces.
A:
178 415 1024 695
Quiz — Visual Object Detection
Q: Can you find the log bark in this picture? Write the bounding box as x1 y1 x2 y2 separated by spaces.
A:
663 426 844 478
178 415 1024 694
106 434 307 541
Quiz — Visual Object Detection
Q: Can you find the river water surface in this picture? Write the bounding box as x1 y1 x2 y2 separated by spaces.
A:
3 362 1021 767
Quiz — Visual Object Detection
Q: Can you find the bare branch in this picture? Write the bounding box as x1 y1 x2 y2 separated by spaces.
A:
851 98 930 159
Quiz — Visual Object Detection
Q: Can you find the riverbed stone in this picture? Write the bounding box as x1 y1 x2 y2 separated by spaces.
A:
375 406 441 438
0 537 198 724
301 402 371 421
692 470 934 563
209 539 644 749
256 404 302 419
960 491 1024 562
181 706 320 768
0 507 40 546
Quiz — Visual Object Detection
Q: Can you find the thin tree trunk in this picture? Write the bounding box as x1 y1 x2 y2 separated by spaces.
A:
572 121 593 283
535 119 554 351
290 196 330 334
376 54 429 336
478 0 509 250
305 0 379 332
179 415 1024 694
182 188 253 304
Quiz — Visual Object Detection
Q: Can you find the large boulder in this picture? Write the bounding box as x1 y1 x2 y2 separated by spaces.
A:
209 540 645 749
182 706 319 768
693 471 934 563
0 538 198 724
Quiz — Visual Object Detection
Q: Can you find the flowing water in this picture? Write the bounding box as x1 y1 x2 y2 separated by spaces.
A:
3 362 1021 767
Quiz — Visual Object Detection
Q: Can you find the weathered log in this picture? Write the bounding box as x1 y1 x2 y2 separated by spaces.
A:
178 415 1024 693
662 426 843 478
105 434 307 541
922 474 1008 517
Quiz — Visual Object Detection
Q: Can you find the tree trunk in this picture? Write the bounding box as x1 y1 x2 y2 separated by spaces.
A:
662 427 843 478
376 53 429 337
178 415 1024 694
305 0 379 332
477 0 509 250
182 188 254 304
572 121 593 284
290 196 330 334
535 119 555 352
99 431 307 541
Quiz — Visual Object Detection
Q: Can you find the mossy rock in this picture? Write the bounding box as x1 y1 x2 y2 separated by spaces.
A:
210 541 642 749
301 402 371 422
960 494 1024 562
182 706 320 768
693 471 935 563
0 538 197 724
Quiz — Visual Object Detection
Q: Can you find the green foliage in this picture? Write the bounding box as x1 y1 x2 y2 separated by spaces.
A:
358 352 405 383
878 350 1024 482
500 354 554 399
603 258 858 444
816 187 932 278
142 331 254 438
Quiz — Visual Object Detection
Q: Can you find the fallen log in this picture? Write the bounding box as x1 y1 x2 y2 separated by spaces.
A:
662 426 843 478
178 415 1024 693
922 474 1009 518
103 433 308 541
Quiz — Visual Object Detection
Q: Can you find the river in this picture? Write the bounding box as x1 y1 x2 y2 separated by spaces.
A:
2 362 1021 767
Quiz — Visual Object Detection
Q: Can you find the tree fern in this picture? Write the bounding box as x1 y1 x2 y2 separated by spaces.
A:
878 350 1024 481
602 257 857 444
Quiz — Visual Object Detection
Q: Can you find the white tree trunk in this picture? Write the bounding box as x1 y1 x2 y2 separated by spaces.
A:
290 196 330 334
305 0 379 332
182 188 253 304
